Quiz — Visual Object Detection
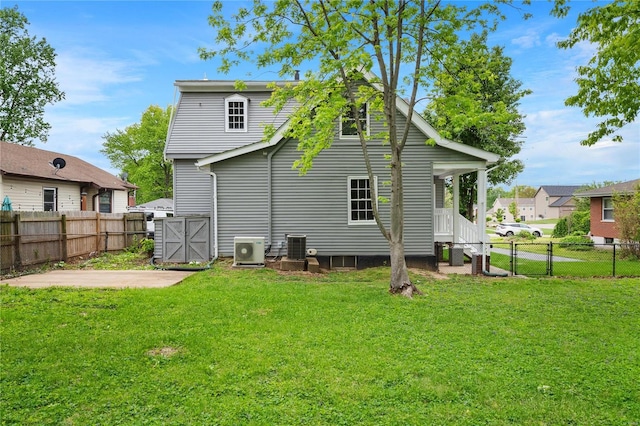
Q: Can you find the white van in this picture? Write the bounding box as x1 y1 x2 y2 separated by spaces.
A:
145 210 173 238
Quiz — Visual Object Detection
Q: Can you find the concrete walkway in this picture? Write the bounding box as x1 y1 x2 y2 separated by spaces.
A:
1 270 196 289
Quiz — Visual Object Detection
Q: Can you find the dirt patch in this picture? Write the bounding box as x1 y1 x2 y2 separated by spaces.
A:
146 346 181 358
409 268 449 280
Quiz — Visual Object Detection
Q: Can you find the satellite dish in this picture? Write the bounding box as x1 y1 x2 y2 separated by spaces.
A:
52 157 66 169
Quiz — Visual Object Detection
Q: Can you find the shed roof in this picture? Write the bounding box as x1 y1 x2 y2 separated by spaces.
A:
0 141 135 191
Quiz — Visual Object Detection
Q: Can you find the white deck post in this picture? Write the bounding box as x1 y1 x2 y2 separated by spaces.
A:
452 174 460 247
477 167 488 271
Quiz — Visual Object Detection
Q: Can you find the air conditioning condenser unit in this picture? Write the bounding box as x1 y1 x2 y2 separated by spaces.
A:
234 236 265 266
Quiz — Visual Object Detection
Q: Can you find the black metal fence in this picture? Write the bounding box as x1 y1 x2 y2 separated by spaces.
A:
489 242 640 278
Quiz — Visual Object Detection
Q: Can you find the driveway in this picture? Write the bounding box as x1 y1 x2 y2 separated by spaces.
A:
1 270 196 289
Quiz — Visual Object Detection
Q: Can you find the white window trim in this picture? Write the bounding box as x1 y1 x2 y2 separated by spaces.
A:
224 94 248 133
43 187 57 212
340 103 370 139
347 176 378 225
602 197 614 222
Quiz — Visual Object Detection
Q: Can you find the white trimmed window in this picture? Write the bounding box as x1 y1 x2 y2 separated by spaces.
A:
43 187 57 211
341 103 369 138
602 197 614 221
348 176 377 224
225 94 248 132
99 191 112 213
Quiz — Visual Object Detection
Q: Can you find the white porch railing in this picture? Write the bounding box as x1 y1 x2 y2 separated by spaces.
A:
434 208 487 245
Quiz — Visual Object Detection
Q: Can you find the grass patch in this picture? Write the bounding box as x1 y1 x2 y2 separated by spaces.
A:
1 265 639 424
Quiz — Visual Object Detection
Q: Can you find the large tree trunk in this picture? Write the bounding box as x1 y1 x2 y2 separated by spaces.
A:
387 147 422 298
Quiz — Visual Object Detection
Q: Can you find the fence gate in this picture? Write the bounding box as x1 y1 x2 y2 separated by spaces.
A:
514 242 550 276
161 217 210 263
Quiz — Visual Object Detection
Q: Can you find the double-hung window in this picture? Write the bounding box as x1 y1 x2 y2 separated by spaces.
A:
602 197 614 221
99 191 112 213
348 176 377 225
43 187 57 211
225 94 248 132
341 103 369 138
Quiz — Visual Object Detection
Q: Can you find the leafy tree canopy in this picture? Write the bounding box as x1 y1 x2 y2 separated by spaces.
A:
0 6 64 146
424 32 530 219
101 105 173 204
200 0 524 294
552 0 640 146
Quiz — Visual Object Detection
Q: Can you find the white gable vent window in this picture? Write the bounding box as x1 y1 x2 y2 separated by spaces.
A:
225 94 248 132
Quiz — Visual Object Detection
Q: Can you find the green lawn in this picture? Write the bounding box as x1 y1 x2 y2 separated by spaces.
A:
1 264 639 425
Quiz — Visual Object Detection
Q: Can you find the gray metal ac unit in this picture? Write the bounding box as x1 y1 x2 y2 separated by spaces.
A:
234 237 265 266
287 235 307 260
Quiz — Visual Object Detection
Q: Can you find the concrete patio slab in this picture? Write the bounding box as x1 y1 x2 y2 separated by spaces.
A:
1 270 196 289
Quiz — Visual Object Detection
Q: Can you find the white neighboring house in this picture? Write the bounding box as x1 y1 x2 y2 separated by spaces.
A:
489 198 535 223
0 141 135 212
128 198 174 238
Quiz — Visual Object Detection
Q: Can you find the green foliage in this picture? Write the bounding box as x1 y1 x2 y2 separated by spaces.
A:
613 184 640 258
517 230 536 241
487 186 508 209
554 211 590 238
559 235 594 251
101 105 173 204
506 185 536 199
126 237 155 255
495 207 505 223
424 32 530 219
1 268 639 424
568 210 590 235
508 201 519 222
200 0 526 290
553 218 569 238
0 6 65 145
554 0 640 146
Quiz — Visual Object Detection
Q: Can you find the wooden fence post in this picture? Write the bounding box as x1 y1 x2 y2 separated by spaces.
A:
61 214 68 261
14 213 22 268
95 212 101 253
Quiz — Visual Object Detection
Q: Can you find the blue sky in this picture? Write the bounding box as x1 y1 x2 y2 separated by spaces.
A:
6 0 640 188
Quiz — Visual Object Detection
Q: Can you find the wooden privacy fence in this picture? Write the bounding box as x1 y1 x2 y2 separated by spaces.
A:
1 211 146 273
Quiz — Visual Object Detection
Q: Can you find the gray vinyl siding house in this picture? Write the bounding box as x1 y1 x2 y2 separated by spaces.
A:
163 78 498 269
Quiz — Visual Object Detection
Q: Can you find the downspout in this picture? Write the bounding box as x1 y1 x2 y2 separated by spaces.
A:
150 168 217 271
267 139 288 249
209 171 219 261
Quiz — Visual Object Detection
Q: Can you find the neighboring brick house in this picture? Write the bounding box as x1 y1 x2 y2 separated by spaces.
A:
533 185 582 219
488 197 535 222
0 141 136 213
574 179 640 244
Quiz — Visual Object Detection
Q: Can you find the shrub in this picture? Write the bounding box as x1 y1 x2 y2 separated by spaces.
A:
558 235 594 251
568 210 590 235
553 218 569 238
517 230 536 240
140 238 155 254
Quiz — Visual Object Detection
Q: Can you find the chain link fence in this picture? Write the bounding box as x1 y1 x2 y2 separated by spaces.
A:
489 242 640 278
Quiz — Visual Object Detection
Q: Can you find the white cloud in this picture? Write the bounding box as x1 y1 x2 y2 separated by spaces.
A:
55 49 143 105
511 33 541 49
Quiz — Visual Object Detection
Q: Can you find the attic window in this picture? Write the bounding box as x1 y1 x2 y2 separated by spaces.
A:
341 103 369 138
225 94 248 132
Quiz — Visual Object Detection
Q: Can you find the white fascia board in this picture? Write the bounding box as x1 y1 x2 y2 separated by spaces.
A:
175 80 298 93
